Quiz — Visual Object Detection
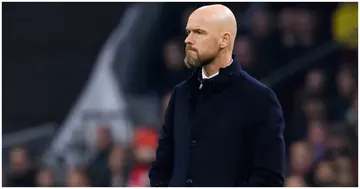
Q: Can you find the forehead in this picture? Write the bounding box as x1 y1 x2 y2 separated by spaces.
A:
186 15 204 28
186 12 213 31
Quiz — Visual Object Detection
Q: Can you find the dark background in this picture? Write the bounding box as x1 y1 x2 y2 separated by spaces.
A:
2 2 358 187
2 2 340 133
3 3 131 133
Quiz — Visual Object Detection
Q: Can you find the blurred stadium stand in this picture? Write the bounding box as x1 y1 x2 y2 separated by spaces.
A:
2 2 358 187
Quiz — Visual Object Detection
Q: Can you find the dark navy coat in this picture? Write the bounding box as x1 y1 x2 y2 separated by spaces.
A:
149 55 286 187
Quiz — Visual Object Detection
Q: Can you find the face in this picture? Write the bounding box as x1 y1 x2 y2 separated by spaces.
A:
184 12 221 68
36 169 54 187
335 156 354 186
295 9 314 34
290 142 313 174
337 68 355 97
163 40 184 71
306 69 325 91
95 126 112 150
285 176 307 187
135 146 156 163
303 98 325 120
278 8 296 32
336 156 352 171
10 148 29 173
66 168 88 187
234 37 252 67
308 120 325 144
109 145 125 173
314 161 336 186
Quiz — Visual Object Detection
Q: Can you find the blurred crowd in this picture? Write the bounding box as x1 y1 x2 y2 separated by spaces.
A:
3 2 358 187
3 126 158 187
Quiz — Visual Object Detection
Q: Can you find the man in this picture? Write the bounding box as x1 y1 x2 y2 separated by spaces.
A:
149 4 286 187
8 148 37 187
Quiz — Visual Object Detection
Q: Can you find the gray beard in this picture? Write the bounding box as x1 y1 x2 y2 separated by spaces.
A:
184 55 214 69
184 56 201 69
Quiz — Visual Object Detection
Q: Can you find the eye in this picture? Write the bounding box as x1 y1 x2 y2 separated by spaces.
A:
185 29 206 36
195 29 206 35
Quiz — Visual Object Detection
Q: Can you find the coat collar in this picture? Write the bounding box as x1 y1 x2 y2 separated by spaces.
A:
186 54 242 98
188 54 241 81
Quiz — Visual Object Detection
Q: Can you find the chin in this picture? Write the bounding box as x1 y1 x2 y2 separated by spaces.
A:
185 61 200 69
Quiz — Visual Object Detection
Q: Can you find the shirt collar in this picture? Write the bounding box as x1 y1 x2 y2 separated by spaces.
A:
201 59 233 79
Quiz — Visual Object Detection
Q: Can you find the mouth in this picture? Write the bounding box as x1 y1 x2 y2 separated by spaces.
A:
186 46 197 52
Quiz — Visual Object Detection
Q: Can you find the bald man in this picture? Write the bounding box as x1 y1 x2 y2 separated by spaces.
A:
149 4 285 187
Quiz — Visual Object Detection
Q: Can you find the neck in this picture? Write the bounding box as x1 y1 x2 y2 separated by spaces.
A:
203 51 232 77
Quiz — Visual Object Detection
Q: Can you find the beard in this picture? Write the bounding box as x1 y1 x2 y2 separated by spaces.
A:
184 47 216 69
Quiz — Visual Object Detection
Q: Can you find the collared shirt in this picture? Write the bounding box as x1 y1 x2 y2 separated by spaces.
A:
201 59 233 79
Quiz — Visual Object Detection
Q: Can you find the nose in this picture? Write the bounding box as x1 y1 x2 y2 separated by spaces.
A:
185 34 193 45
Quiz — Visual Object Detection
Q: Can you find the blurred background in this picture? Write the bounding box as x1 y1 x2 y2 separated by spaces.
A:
2 2 358 187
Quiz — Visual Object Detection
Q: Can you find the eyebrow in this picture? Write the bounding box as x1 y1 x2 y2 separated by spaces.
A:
186 28 207 33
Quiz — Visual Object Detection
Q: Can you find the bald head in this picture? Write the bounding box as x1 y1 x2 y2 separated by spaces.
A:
184 4 237 69
192 4 237 41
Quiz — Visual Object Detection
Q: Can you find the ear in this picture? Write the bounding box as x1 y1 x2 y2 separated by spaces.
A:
219 32 231 48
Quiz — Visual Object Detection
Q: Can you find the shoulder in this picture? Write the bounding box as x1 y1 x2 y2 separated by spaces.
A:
171 80 188 95
234 71 284 124
233 70 277 101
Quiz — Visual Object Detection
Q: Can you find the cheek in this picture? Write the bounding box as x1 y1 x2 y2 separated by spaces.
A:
202 40 219 55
